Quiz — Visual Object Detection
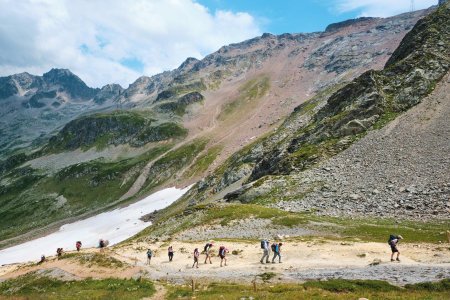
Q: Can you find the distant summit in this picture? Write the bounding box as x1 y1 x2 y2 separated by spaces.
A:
42 68 98 100
325 17 377 32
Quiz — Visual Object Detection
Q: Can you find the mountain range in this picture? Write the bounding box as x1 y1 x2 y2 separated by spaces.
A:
0 5 449 249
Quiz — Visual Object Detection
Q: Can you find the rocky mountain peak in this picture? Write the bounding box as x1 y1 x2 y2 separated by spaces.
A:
42 68 98 99
178 57 200 72
42 68 78 82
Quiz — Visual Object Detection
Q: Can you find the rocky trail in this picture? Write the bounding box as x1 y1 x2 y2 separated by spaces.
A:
2 240 449 286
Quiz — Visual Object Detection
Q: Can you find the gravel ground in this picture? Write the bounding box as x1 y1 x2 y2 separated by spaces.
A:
177 218 316 241
275 72 450 220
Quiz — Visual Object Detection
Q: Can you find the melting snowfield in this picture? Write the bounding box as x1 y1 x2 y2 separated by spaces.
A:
0 186 190 265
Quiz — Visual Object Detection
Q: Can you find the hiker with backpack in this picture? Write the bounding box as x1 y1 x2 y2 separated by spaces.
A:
193 248 200 268
168 246 174 262
76 241 82 252
260 239 270 264
38 255 46 264
56 247 63 259
204 242 214 264
218 246 229 267
146 248 153 265
388 234 403 262
271 242 282 263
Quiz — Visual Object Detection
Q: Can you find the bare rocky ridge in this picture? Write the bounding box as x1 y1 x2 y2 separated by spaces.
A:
275 72 450 219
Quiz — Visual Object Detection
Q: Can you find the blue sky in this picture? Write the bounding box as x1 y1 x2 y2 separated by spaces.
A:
0 0 437 87
196 0 437 33
196 0 355 33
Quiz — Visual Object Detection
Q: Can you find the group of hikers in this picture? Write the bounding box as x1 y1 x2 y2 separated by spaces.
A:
144 240 283 268
40 235 404 266
41 239 109 262
145 236 403 266
146 242 230 268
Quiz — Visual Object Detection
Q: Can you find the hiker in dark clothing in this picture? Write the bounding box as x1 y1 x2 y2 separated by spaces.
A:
218 246 228 267
272 242 282 263
56 248 63 259
146 249 153 265
99 239 109 251
193 248 200 268
168 246 174 262
260 239 270 264
76 241 82 252
389 235 403 262
204 242 214 264
38 255 46 264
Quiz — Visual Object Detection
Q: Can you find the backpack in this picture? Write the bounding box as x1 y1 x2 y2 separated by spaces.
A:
204 243 210 252
260 240 266 249
219 246 225 256
388 234 397 245
147 250 152 257
271 243 277 252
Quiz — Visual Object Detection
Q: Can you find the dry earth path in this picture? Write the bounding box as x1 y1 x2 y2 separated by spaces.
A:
3 240 447 286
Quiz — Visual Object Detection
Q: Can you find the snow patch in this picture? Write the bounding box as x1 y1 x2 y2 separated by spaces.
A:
0 186 190 265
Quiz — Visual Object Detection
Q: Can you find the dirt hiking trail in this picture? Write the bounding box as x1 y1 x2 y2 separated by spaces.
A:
1 239 449 286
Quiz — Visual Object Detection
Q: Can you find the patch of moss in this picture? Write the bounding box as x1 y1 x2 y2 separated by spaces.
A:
303 279 399 293
61 253 126 269
139 139 209 195
0 274 155 299
218 75 270 120
167 279 450 300
406 279 450 292
258 272 277 282
182 145 222 179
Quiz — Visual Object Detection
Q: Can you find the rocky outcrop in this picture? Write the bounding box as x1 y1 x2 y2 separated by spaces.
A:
46 111 187 151
325 17 377 32
156 91 204 115
94 84 124 104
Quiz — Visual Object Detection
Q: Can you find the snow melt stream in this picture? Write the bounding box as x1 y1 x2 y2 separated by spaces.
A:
0 186 190 265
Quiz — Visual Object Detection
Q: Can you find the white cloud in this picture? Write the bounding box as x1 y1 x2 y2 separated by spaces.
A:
0 0 261 87
334 0 437 17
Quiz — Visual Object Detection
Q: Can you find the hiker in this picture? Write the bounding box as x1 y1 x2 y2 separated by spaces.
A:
272 242 282 263
146 249 153 265
388 235 403 262
76 241 82 252
56 247 63 259
192 248 200 268
99 239 109 250
260 239 270 264
38 255 46 264
168 246 174 262
204 242 214 264
218 246 228 267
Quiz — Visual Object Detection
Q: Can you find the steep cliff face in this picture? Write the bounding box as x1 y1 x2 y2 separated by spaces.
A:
173 3 449 219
